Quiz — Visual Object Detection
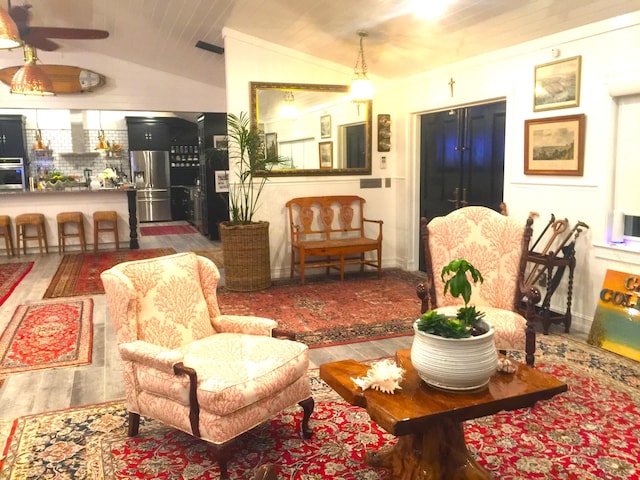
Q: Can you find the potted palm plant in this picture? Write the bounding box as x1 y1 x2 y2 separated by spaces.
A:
218 112 286 291
411 258 498 391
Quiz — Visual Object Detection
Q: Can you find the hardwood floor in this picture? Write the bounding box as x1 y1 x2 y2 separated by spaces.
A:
0 221 413 426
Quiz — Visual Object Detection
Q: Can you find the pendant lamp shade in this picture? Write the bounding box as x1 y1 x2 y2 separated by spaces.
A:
0 6 22 50
350 30 374 102
10 46 55 95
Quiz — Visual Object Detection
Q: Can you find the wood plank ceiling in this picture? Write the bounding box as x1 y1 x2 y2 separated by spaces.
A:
1 0 638 90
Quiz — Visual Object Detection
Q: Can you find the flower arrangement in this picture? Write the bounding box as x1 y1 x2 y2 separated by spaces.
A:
99 167 118 187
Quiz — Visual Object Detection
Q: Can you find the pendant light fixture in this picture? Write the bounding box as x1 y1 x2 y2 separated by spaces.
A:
0 5 22 50
10 45 55 95
95 111 109 151
350 30 374 102
279 91 299 119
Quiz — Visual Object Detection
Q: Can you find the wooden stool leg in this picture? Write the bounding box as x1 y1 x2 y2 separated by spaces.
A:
79 220 86 252
94 221 99 252
114 220 119 250
36 224 44 255
58 222 64 254
42 222 49 254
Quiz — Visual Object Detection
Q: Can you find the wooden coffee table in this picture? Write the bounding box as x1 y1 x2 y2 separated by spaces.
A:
319 349 567 480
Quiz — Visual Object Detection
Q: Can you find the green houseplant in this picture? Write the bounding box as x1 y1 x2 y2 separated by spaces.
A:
218 112 287 291
416 258 486 338
411 258 498 391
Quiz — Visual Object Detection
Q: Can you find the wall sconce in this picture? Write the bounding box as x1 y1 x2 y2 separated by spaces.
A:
350 30 374 102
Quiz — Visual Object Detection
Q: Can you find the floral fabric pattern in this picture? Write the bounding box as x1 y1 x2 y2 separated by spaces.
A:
100 252 312 449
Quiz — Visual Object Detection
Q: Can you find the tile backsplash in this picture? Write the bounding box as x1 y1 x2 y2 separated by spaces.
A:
25 128 131 182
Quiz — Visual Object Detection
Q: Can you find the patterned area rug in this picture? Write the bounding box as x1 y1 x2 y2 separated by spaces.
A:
0 335 638 479
0 297 93 375
218 269 426 347
139 225 198 236
190 247 224 268
43 248 177 298
0 262 34 307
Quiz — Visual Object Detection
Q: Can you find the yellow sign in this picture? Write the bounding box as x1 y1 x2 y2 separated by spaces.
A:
588 269 640 361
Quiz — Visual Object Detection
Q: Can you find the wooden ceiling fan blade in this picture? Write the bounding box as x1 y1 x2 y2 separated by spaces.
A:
22 31 60 51
28 27 109 40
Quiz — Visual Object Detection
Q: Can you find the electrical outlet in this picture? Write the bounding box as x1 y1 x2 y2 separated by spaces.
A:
380 156 387 169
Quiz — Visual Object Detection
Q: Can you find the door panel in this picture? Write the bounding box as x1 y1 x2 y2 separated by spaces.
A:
419 100 506 271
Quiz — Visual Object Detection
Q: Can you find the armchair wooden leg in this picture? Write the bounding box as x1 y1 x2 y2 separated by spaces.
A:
128 412 141 436
525 323 536 366
299 397 314 439
209 443 230 479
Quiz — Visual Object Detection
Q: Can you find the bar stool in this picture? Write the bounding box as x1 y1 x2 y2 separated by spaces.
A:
15 213 49 257
0 215 15 257
57 211 87 253
93 210 119 252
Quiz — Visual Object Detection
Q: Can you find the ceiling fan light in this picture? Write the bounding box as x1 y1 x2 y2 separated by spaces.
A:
0 6 22 50
10 61 55 95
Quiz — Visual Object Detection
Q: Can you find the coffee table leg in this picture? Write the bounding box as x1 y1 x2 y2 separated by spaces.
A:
365 418 491 480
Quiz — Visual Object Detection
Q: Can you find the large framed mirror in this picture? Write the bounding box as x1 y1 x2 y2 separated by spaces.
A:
250 82 372 176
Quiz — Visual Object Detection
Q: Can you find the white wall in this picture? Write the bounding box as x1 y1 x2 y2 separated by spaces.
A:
223 13 640 333
0 51 226 112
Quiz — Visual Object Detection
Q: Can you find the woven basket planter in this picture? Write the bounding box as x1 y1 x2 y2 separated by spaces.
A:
219 221 271 291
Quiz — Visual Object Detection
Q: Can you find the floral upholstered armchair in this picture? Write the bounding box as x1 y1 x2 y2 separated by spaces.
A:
101 252 313 479
417 206 540 365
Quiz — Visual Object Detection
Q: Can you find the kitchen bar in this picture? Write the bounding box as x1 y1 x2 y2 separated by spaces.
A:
1 188 138 253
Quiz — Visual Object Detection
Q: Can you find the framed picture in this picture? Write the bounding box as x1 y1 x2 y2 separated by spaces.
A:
213 135 228 150
320 114 331 138
265 132 278 158
524 114 585 176
319 141 333 169
534 55 581 112
214 170 229 193
377 114 391 152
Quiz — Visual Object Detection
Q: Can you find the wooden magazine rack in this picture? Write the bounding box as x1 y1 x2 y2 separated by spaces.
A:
521 215 588 334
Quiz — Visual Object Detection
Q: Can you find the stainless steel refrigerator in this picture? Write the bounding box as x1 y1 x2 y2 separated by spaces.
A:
130 150 171 222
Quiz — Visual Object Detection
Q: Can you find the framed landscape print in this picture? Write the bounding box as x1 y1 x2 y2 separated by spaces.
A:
524 114 585 176
319 141 333 169
320 115 331 138
265 132 278 158
534 55 581 112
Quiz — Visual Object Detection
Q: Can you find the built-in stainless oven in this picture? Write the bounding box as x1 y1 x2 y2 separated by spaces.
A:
0 157 26 191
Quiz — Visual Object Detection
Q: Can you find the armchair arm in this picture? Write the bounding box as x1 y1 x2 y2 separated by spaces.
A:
119 340 185 374
363 218 384 240
212 315 278 336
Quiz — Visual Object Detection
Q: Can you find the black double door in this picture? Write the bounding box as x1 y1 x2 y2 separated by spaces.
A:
419 100 506 269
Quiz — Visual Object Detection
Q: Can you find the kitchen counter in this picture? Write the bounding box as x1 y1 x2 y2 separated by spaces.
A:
2 189 139 252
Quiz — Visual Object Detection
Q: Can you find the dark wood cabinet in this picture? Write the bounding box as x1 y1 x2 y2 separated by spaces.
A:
126 118 171 151
0 115 27 158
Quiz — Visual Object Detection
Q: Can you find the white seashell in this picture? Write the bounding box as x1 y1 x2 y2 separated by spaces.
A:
351 359 405 394
497 357 516 374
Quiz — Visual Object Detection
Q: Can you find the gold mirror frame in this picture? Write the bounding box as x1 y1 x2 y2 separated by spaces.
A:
250 81 372 176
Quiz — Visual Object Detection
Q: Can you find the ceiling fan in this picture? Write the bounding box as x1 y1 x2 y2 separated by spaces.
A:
8 1 109 51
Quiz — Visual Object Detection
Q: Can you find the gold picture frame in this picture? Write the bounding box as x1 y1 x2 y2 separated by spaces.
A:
377 114 391 152
524 114 585 176
534 55 581 112
319 141 333 169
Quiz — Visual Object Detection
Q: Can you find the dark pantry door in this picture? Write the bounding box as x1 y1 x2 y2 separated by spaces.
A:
418 100 506 269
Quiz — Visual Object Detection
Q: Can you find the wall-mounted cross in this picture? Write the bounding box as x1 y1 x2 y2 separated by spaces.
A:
448 77 455 97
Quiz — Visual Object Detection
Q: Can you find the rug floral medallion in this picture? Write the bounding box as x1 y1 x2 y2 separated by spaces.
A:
218 269 428 347
0 297 94 375
0 335 638 479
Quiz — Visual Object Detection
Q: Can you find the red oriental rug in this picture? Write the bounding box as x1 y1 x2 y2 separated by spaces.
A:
0 335 638 479
218 269 426 347
140 225 198 236
0 297 93 375
0 262 34 307
43 248 176 298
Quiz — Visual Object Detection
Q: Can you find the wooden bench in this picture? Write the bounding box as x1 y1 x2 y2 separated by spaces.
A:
285 195 383 284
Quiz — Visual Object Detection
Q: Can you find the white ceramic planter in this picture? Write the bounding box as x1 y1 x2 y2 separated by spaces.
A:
411 318 498 391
